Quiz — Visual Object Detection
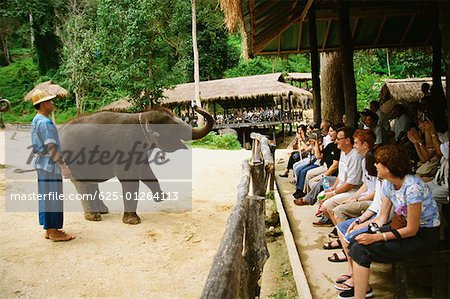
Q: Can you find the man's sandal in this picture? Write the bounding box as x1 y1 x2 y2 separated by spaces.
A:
323 239 342 250
335 274 352 284
335 282 353 291
327 250 348 263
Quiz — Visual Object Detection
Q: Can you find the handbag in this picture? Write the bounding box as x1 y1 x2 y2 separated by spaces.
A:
390 213 407 230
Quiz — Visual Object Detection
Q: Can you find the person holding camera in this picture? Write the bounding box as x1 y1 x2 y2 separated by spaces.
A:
279 125 309 178
338 145 440 299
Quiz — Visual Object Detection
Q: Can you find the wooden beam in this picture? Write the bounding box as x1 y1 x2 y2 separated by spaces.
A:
277 33 281 56
254 0 313 55
309 2 321 125
249 0 256 57
322 20 332 51
373 15 387 47
297 19 303 51
352 17 359 38
337 0 358 128
400 14 416 47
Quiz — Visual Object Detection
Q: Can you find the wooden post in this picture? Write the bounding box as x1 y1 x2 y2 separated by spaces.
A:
239 195 269 298
432 4 446 111
201 200 246 298
308 3 321 125
213 101 217 120
337 0 358 128
269 143 276 191
439 1 450 237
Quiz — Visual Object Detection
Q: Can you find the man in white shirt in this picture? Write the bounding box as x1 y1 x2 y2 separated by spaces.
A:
313 127 364 226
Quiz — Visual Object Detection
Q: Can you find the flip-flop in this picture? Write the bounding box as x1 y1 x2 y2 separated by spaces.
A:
323 239 342 250
334 282 353 291
327 250 348 263
335 274 352 284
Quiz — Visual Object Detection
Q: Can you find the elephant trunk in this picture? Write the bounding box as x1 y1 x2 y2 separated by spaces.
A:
0 99 11 113
191 106 214 140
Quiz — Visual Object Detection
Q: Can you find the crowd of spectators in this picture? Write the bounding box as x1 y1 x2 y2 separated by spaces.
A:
181 107 305 126
279 87 448 298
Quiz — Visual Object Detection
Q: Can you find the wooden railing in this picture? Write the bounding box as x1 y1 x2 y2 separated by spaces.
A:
201 133 275 299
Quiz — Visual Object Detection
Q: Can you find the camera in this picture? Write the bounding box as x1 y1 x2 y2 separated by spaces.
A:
420 112 427 122
307 129 322 140
368 222 381 234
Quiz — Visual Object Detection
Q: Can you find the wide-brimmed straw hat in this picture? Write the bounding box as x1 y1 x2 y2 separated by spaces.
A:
32 89 57 106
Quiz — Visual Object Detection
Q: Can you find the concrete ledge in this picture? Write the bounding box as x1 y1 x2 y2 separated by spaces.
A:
273 183 313 299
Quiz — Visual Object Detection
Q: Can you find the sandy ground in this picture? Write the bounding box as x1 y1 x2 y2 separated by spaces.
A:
0 125 270 298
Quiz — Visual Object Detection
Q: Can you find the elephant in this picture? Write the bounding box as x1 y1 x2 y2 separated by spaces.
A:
59 105 213 224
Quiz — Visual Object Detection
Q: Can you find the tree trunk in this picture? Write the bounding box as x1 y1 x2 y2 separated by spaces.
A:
0 34 10 66
320 52 345 124
192 0 204 126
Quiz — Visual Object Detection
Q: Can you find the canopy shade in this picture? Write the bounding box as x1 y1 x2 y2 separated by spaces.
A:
221 0 436 56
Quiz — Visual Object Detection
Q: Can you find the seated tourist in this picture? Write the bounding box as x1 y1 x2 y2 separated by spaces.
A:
392 104 410 142
331 178 385 289
338 145 440 299
279 125 309 178
300 123 341 196
327 130 377 227
360 110 386 148
369 100 390 133
313 127 363 226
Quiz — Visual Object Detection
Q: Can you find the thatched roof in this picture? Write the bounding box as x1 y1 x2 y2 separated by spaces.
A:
24 81 69 101
101 98 133 112
162 73 313 107
283 72 312 82
220 0 437 56
379 77 447 103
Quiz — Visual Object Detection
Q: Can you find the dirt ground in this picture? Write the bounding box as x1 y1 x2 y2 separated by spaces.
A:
0 126 298 298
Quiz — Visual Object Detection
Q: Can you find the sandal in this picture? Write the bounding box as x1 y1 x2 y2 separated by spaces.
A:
279 173 288 178
334 282 353 291
323 239 342 250
335 274 352 284
328 227 338 238
327 250 347 263
314 209 322 217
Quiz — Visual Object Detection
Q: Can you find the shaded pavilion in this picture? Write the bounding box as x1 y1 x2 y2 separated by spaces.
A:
161 73 312 130
221 0 450 297
221 0 449 129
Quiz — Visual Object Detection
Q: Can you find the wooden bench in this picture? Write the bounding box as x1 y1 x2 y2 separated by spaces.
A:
393 248 450 298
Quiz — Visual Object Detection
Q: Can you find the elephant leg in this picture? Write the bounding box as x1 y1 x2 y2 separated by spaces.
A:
140 166 164 202
90 184 109 214
119 180 141 225
72 180 102 221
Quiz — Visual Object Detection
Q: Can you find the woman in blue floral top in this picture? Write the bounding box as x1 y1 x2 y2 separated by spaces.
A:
338 145 440 299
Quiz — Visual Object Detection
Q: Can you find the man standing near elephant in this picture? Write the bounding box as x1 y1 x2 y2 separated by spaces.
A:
31 89 75 242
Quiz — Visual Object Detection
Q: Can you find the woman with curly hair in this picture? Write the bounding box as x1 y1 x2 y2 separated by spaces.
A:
338 145 440 299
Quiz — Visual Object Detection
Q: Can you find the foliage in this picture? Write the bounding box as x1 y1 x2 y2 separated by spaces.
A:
0 54 38 114
191 132 242 150
353 50 387 110
224 54 311 78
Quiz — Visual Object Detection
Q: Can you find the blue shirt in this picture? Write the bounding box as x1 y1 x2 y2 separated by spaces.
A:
31 114 62 174
382 174 440 228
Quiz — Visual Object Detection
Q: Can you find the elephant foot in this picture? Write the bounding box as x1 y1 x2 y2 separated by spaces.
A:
122 212 141 225
84 212 102 221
